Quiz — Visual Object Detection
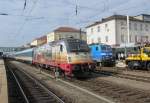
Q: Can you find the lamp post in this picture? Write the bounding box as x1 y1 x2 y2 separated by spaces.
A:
127 15 130 44
124 15 130 58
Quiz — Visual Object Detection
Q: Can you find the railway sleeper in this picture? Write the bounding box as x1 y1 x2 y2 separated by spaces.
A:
136 95 149 99
126 92 139 96
144 98 150 103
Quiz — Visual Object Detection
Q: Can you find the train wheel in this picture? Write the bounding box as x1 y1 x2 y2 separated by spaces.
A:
61 71 66 78
147 63 150 71
128 61 134 70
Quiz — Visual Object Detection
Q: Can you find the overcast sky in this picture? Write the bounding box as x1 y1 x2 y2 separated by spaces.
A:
0 0 150 47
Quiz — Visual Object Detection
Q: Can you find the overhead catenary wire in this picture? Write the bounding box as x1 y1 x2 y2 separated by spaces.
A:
14 0 39 41
1 0 148 47
23 0 27 10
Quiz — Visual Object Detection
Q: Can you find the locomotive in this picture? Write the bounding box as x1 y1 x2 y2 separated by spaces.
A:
89 43 115 66
13 38 95 77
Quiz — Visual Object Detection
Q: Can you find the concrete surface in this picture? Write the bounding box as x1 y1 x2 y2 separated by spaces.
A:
116 60 127 67
0 59 8 103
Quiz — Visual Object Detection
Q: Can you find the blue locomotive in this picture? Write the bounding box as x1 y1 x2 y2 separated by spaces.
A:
89 43 115 66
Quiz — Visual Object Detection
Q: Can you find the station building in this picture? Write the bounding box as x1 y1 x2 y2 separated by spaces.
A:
86 14 150 47
30 27 86 47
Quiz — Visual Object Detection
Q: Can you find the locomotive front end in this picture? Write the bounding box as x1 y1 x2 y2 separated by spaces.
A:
66 39 95 77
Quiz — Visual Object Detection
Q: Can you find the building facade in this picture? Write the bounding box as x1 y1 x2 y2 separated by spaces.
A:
30 27 87 47
30 40 37 46
47 27 86 42
86 14 150 47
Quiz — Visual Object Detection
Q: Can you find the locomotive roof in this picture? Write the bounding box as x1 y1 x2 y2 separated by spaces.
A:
89 43 111 46
14 48 33 55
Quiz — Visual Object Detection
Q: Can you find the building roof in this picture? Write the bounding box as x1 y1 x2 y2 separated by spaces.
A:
54 27 85 33
86 14 150 28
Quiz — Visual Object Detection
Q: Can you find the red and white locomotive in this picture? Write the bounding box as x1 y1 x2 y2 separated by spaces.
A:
33 38 95 76
13 38 95 77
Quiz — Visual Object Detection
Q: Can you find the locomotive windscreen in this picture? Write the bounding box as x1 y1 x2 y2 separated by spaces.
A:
101 45 112 51
67 39 89 52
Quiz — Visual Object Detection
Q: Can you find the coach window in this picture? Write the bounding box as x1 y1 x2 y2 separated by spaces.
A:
60 45 63 52
96 46 99 51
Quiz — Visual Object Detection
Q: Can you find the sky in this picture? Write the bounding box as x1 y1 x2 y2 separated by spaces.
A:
0 0 150 47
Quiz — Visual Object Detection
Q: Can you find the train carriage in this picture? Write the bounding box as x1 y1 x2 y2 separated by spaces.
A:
13 48 33 64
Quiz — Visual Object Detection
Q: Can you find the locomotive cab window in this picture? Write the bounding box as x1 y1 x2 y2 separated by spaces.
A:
96 46 99 51
60 45 63 52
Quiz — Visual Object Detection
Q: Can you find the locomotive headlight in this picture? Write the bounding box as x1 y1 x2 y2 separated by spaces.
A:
68 57 72 62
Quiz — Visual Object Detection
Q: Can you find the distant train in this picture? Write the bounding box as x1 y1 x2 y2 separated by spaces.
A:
13 48 33 63
89 43 115 66
12 38 95 77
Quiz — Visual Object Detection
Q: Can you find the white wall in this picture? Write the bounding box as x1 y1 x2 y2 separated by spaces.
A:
87 18 150 46
116 19 150 45
86 20 116 45
47 32 55 42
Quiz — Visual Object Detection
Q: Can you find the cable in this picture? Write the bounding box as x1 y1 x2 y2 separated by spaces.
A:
14 0 39 41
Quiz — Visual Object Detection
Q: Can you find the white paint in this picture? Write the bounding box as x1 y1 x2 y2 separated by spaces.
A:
86 15 150 46
86 20 116 45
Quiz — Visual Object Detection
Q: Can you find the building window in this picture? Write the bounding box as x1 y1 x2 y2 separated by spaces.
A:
141 36 149 43
107 29 109 32
97 26 100 32
129 35 132 42
129 23 132 30
121 35 124 43
145 24 149 31
91 28 93 34
98 37 101 43
96 47 99 51
134 23 137 30
105 36 108 42
146 36 148 42
105 24 108 28
121 21 124 26
140 24 143 31
135 35 138 43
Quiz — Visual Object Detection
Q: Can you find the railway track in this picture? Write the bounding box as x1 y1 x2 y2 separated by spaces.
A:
94 69 150 83
37 67 150 103
8 61 150 103
6 65 29 103
65 77 150 103
6 62 65 103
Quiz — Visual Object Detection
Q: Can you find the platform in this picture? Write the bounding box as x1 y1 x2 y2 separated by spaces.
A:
0 59 8 103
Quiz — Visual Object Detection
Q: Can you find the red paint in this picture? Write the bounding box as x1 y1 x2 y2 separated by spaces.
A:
32 53 94 76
